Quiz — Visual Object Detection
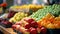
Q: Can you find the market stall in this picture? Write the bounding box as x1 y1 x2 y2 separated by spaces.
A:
0 0 60 34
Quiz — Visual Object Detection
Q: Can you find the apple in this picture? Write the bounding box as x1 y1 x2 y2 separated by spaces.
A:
30 21 38 28
40 27 47 34
15 21 22 25
37 27 41 34
24 23 31 29
24 18 34 24
15 25 20 30
19 26 28 33
29 27 37 34
12 24 17 29
12 25 20 30
20 28 29 33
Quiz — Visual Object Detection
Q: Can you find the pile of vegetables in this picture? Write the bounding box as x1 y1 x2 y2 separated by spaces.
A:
30 4 60 21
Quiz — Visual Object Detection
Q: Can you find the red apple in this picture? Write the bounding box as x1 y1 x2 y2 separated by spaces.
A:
15 21 22 25
37 27 41 33
15 25 20 30
12 25 17 29
40 27 47 34
24 18 34 24
19 26 28 33
29 27 37 34
24 23 31 29
12 25 20 30
30 21 38 28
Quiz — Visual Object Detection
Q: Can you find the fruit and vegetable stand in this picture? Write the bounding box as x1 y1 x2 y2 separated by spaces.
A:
0 1 60 34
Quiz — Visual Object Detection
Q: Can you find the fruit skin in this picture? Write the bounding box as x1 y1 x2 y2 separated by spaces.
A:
8 11 17 18
37 25 43 33
24 18 38 28
24 23 31 29
40 27 47 34
37 27 41 34
29 27 37 34
30 21 38 28
24 18 34 24
12 24 17 30
19 26 29 33
15 21 22 25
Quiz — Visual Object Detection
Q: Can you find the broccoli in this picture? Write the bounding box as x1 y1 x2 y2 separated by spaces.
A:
29 4 60 21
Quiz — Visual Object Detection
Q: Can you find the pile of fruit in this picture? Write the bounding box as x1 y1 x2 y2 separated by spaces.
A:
11 4 60 34
38 13 60 29
30 4 60 21
9 12 28 23
12 17 47 34
0 4 60 34
7 11 17 18
0 18 12 28
10 4 43 12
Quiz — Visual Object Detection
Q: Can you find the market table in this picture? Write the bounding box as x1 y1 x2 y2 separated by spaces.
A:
0 25 17 34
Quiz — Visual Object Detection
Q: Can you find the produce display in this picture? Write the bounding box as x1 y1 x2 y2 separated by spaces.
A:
9 12 28 23
30 4 60 21
38 13 60 29
0 18 13 28
12 17 47 34
7 11 17 18
10 4 43 12
0 3 60 34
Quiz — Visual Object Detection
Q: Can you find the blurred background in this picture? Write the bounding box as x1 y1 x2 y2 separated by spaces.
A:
0 0 60 8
